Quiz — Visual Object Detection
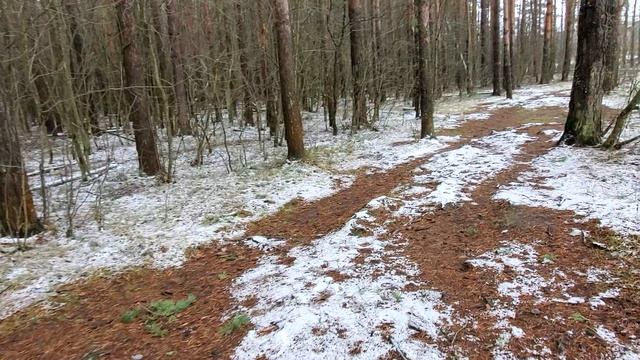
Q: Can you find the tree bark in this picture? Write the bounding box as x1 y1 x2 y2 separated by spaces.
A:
0 109 40 237
632 0 638 65
416 0 434 138
603 0 622 92
492 0 502 95
348 0 367 132
236 1 254 127
117 0 164 176
272 0 306 159
481 0 490 86
560 0 608 146
562 0 576 81
540 0 555 83
166 0 191 135
504 0 514 98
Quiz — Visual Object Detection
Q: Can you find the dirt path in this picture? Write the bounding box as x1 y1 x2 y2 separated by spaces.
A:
0 105 637 359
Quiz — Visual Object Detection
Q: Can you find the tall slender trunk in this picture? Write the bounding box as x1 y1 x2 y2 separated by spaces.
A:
371 0 382 123
622 0 629 65
562 0 576 81
166 0 191 135
540 0 554 83
560 0 608 146
603 0 623 92
117 0 164 176
348 0 367 132
504 0 514 98
236 2 254 126
481 0 490 86
416 0 434 138
632 0 638 65
532 0 541 81
492 0 502 95
272 0 305 159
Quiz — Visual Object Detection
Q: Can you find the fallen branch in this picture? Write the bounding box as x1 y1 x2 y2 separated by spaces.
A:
32 164 116 191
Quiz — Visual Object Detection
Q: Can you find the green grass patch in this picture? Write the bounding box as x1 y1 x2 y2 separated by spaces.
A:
218 313 251 336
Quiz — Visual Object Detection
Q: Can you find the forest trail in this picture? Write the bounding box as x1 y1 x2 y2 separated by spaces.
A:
1 103 638 359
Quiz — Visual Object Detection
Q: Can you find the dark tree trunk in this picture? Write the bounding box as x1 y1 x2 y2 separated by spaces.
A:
492 0 502 95
348 0 367 132
236 2 255 127
504 0 514 98
603 0 622 92
560 0 608 146
562 0 576 81
540 0 555 83
481 0 490 86
416 0 434 138
272 0 306 159
166 0 191 135
117 0 164 176
0 109 40 237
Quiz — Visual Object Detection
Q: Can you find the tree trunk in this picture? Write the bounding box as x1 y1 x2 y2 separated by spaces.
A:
602 87 640 148
0 109 40 237
562 0 576 81
632 0 638 65
622 0 629 65
504 0 514 98
540 0 554 83
492 0 502 95
481 0 490 86
272 0 305 159
117 0 164 176
371 0 382 123
416 0 434 138
603 0 622 92
236 1 254 127
348 0 367 132
560 0 608 146
166 0 191 135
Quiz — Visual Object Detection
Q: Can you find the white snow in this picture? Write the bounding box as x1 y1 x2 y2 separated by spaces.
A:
398 130 534 215
231 198 452 360
495 146 640 235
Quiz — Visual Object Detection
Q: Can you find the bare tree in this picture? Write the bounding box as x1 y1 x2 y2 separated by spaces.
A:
416 0 434 138
561 0 576 81
348 0 367 132
166 0 191 135
560 0 608 146
492 0 502 95
504 0 514 98
117 0 164 176
0 109 40 237
272 0 305 159
540 0 555 83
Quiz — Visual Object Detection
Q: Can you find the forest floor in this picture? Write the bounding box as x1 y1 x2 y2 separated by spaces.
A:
1 82 639 359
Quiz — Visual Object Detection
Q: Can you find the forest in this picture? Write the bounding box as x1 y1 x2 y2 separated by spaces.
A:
0 0 639 358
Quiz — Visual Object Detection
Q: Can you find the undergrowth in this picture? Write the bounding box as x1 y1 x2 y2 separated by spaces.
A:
120 294 197 337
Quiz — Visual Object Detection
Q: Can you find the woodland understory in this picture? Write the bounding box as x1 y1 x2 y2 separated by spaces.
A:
1 0 640 359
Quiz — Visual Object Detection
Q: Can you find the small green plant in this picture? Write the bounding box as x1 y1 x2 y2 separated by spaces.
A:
464 226 478 237
121 308 140 323
217 272 229 280
120 294 197 337
392 291 403 302
145 321 168 337
570 312 589 323
539 253 558 264
148 294 197 318
218 313 250 336
220 253 238 261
